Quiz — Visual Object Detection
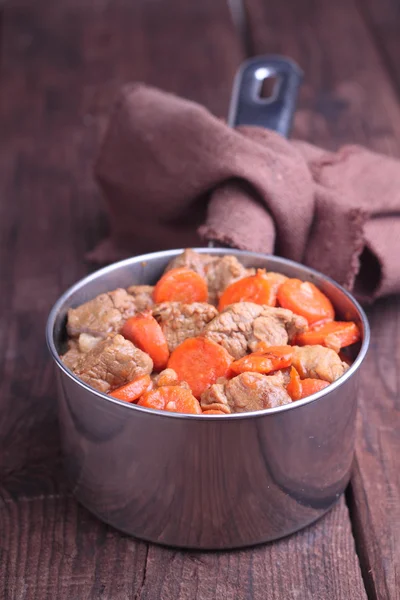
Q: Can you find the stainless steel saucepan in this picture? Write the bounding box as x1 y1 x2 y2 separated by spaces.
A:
46 58 370 549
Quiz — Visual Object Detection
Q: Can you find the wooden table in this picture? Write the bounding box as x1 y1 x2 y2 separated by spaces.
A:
1 1 399 598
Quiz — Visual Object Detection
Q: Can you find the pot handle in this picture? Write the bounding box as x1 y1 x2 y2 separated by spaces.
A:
207 55 303 248
227 55 303 137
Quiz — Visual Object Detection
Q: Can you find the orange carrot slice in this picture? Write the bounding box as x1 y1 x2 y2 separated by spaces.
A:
295 321 360 353
229 346 293 375
277 278 334 325
110 374 153 403
168 337 233 399
121 312 169 371
218 269 276 311
286 367 330 400
138 386 202 414
286 366 302 401
153 268 208 303
299 379 330 398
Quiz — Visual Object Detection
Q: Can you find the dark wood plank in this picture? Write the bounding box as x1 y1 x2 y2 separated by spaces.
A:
349 296 400 600
245 0 400 154
138 498 366 600
0 492 148 600
245 0 400 597
0 494 367 600
356 0 400 99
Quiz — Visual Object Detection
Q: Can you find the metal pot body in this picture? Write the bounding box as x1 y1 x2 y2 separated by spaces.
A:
47 249 369 549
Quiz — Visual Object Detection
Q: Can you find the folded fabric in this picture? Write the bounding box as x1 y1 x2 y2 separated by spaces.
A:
89 83 400 302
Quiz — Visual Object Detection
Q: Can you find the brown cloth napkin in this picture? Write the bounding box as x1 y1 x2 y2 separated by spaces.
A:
90 83 400 302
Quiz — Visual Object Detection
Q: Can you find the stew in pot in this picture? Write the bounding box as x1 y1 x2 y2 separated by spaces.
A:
61 249 360 415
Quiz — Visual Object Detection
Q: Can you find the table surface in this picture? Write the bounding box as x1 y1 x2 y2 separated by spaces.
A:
0 1 399 598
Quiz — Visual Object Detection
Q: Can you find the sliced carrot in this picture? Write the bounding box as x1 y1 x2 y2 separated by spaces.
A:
121 312 169 371
168 337 233 399
138 386 202 414
229 346 293 375
202 409 226 415
299 378 330 398
277 278 335 325
286 368 330 400
322 323 360 353
286 366 302 401
153 268 208 303
218 269 276 311
295 321 360 353
110 374 153 403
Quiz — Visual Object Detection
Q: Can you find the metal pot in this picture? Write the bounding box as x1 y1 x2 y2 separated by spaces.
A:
47 248 369 549
46 57 370 549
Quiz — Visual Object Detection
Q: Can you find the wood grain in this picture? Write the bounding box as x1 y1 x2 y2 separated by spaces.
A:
0 492 148 600
357 0 400 97
0 493 366 600
138 498 366 600
245 0 400 597
246 0 400 155
349 297 400 600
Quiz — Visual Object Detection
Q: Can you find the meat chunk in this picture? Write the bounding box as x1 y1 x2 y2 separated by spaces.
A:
204 255 249 304
152 302 218 351
127 285 154 312
226 372 292 412
272 367 291 386
151 368 190 390
227 372 292 412
72 334 153 393
165 248 215 278
292 345 349 383
251 305 308 348
61 340 81 371
201 372 291 414
204 302 307 359
164 249 251 304
152 368 179 387
204 302 261 359
78 333 101 353
67 288 138 339
199 379 232 413
61 334 101 370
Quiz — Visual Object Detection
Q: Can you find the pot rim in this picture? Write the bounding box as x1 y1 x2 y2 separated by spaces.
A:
46 248 370 420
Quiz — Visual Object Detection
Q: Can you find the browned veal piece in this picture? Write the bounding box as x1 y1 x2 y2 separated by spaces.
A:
246 0 400 597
